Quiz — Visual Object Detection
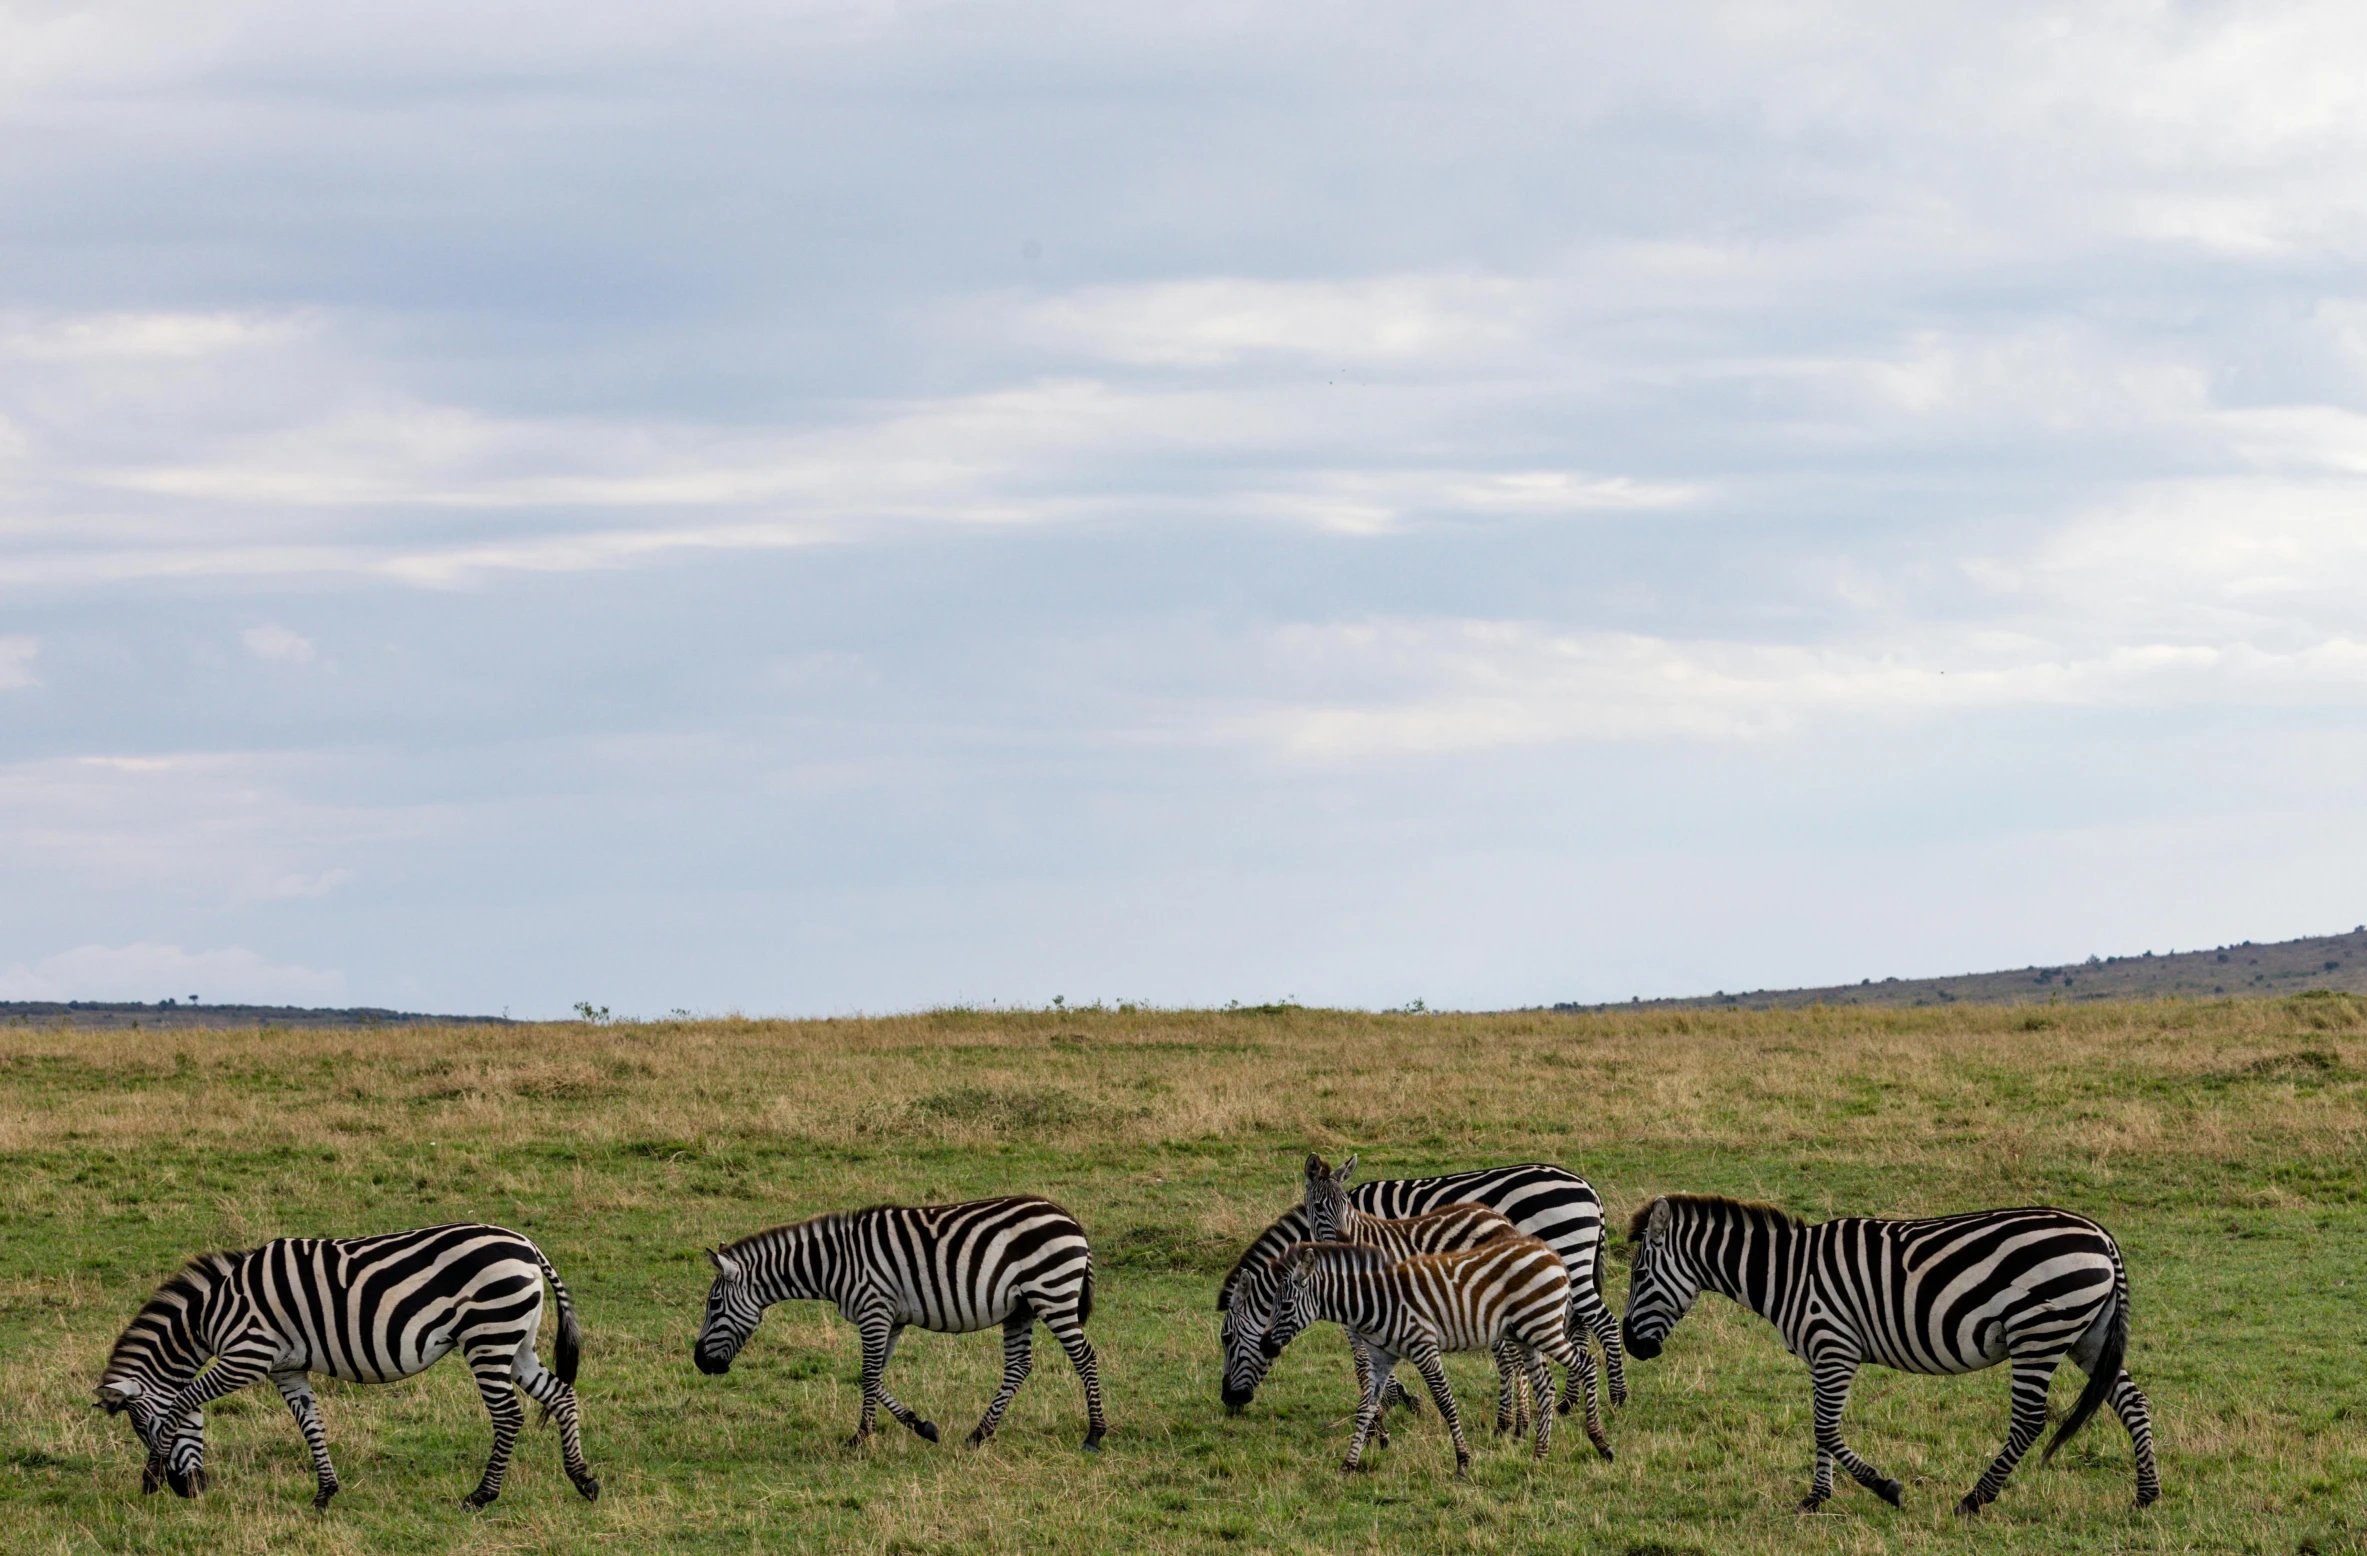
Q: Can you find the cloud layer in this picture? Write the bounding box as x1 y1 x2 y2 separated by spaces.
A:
6 3 2367 1011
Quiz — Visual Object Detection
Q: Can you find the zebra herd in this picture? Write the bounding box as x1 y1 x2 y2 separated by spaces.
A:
93 1156 2161 1519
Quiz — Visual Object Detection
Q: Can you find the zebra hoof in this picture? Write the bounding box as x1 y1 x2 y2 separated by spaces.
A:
312 1485 338 1511
965 1428 988 1448
1609 1386 1629 1409
574 1476 601 1503
1874 1479 1904 1509
1795 1495 1829 1514
1453 1457 1471 1481
1592 1440 1614 1463
913 1420 940 1444
1081 1432 1104 1453
462 1490 498 1510
2135 1489 2160 1510
1953 1494 1982 1517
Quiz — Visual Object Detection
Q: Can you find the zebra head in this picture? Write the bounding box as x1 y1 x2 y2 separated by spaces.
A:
96 1265 220 1498
1301 1152 1358 1242
1257 1244 1323 1364
1218 1261 1280 1410
694 1246 765 1375
1620 1196 1704 1362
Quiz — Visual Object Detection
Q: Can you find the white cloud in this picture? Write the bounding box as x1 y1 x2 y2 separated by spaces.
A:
1211 621 2367 758
0 636 34 689
0 943 348 1005
241 622 316 662
1016 276 1537 368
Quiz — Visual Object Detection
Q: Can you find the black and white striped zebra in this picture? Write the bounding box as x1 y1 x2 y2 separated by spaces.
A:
1621 1195 2162 1514
1266 1184 1536 1436
93 1223 599 1510
1262 1235 1612 1475
694 1195 1108 1451
1217 1160 1624 1413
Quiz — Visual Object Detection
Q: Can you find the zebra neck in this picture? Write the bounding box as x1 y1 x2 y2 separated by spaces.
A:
750 1215 855 1307
1685 1207 1804 1325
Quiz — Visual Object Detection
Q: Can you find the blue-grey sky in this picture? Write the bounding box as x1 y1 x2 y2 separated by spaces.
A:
6 3 2366 1015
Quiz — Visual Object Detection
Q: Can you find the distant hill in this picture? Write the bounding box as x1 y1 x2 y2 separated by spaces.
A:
0 1001 509 1030
1559 925 2367 1012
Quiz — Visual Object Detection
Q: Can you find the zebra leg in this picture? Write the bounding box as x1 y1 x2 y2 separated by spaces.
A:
1345 1353 1392 1472
856 1321 938 1445
1491 1340 1526 1436
1349 1335 1392 1449
1555 1335 1611 1462
1040 1303 1108 1451
1801 1356 1901 1512
967 1309 1035 1446
1576 1290 1629 1410
1406 1343 1471 1479
513 1343 600 1501
1520 1344 1558 1461
2109 1373 2161 1508
156 1349 271 1496
1956 1355 2057 1515
462 1343 527 1508
271 1373 340 1511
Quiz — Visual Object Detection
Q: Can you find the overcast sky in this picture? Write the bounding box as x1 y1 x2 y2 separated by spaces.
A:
5 2 2366 1016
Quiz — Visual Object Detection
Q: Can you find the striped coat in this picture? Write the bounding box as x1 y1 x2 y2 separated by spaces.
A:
695 1195 1107 1450
1622 1195 2161 1513
93 1224 598 1509
1217 1160 1624 1414
1264 1236 1612 1474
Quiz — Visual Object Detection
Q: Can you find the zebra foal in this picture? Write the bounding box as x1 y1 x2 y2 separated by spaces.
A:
694 1195 1108 1451
93 1223 599 1510
1263 1236 1613 1476
1217 1160 1625 1415
1291 1156 1550 1436
1621 1195 2161 1514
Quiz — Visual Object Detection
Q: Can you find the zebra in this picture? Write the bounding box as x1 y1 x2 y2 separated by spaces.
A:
1621 1194 2162 1514
92 1223 599 1510
1217 1159 1624 1415
694 1194 1108 1451
1261 1236 1613 1475
1260 1188 1534 1437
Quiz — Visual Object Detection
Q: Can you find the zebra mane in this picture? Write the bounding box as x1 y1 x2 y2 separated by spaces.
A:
1280 1240 1396 1273
1628 1194 1805 1244
1216 1206 1309 1311
104 1250 242 1371
718 1205 878 1259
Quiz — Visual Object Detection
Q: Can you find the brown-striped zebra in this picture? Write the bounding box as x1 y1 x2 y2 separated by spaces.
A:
694 1195 1107 1451
93 1223 598 1510
1262 1236 1614 1476
1218 1160 1625 1416
1622 1195 2161 1514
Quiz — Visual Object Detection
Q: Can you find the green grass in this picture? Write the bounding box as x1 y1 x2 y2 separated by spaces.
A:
2 999 2364 1552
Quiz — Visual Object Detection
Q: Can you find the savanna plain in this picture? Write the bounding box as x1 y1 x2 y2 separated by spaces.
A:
2 998 2363 1555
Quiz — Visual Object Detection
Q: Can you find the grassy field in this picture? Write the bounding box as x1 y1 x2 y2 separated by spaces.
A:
2 997 2363 1554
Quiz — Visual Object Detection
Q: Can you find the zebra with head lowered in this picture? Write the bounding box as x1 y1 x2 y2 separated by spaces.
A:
1262 1235 1613 1475
1621 1195 2161 1515
93 1223 599 1510
694 1194 1108 1451
1218 1160 1624 1415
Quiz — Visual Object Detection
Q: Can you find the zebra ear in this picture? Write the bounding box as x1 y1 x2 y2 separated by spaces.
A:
1645 1198 1672 1243
1304 1153 1327 1182
1337 1153 1357 1185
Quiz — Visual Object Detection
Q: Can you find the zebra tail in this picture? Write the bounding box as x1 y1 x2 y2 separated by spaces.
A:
535 1245 583 1388
2041 1275 2126 1465
1079 1263 1094 1327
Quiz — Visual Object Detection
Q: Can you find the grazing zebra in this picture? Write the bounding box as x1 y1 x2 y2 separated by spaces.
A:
1258 1186 1534 1436
1621 1195 2162 1514
1217 1160 1624 1414
93 1223 599 1510
1262 1236 1613 1475
694 1195 1108 1451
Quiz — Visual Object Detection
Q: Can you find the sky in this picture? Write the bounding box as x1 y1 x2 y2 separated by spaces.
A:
5 1 2367 1017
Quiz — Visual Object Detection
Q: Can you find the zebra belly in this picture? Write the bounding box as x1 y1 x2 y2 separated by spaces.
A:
886 1286 1022 1335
